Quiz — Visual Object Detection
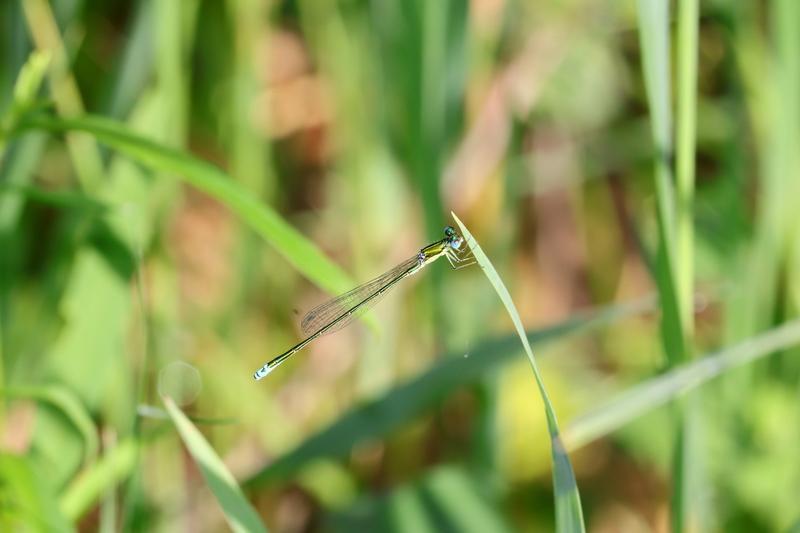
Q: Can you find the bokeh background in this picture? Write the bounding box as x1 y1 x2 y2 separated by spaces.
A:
1 0 799 531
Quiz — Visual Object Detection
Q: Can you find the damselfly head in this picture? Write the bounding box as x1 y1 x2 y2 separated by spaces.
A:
443 226 463 249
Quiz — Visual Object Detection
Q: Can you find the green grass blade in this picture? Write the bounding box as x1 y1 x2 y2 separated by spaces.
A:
422 466 510 533
389 485 437 533
102 1 154 120
59 438 139 521
18 114 355 297
675 0 698 336
244 297 652 488
637 0 685 365
637 1 690 530
451 213 585 533
21 0 104 192
563 318 800 451
674 0 700 529
164 397 267 533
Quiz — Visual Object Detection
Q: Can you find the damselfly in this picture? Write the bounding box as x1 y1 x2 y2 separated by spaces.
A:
253 226 475 380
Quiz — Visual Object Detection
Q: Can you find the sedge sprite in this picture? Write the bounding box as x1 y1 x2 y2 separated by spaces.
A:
253 226 474 380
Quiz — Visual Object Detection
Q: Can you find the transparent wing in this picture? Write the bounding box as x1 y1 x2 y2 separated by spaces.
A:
300 255 419 337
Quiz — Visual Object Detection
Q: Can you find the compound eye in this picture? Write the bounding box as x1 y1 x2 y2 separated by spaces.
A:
444 226 455 238
451 236 463 249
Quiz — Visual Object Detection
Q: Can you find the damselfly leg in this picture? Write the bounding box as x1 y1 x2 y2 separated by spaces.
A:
445 240 476 270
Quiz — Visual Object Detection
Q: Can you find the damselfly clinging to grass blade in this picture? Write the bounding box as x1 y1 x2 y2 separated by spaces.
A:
253 226 475 380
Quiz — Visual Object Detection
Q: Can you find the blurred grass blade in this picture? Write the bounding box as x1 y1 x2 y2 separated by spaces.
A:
59 438 138 521
244 297 653 488
136 404 237 425
1 386 98 462
0 454 73 533
389 486 436 533
164 397 267 533
637 1 690 530
0 183 107 212
637 0 685 365
674 0 700 529
102 0 154 119
563 318 800 451
421 466 510 533
18 114 354 297
2 50 50 129
451 213 585 533
22 0 104 192
675 0 698 335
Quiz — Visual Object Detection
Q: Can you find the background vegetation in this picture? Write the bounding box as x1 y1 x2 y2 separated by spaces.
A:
1 0 799 531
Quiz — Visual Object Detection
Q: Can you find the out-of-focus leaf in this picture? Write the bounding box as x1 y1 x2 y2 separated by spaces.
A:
0 454 73 533
0 184 107 212
452 213 585 533
2 50 50 129
388 486 436 533
164 397 267 533
17 114 355 298
59 438 138 521
102 1 155 120
87 219 136 280
563 318 800 451
244 297 652 488
1 386 98 462
45 248 132 410
326 465 508 533
420 466 509 533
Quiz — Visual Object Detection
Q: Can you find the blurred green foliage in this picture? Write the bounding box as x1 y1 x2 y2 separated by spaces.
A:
1 0 799 531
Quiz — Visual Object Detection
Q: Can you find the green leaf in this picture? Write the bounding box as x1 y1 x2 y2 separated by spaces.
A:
451 213 585 533
164 397 268 533
563 318 800 451
17 114 355 298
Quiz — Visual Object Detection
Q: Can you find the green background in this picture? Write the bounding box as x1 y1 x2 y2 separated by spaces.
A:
1 0 799 531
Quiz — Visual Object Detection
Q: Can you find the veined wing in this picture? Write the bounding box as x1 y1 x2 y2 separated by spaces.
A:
300 254 420 337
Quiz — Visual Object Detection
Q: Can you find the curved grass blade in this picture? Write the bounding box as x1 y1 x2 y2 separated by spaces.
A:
1 385 98 462
15 114 355 298
451 213 585 533
164 397 267 533
59 438 139 521
562 318 800 451
244 297 653 488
